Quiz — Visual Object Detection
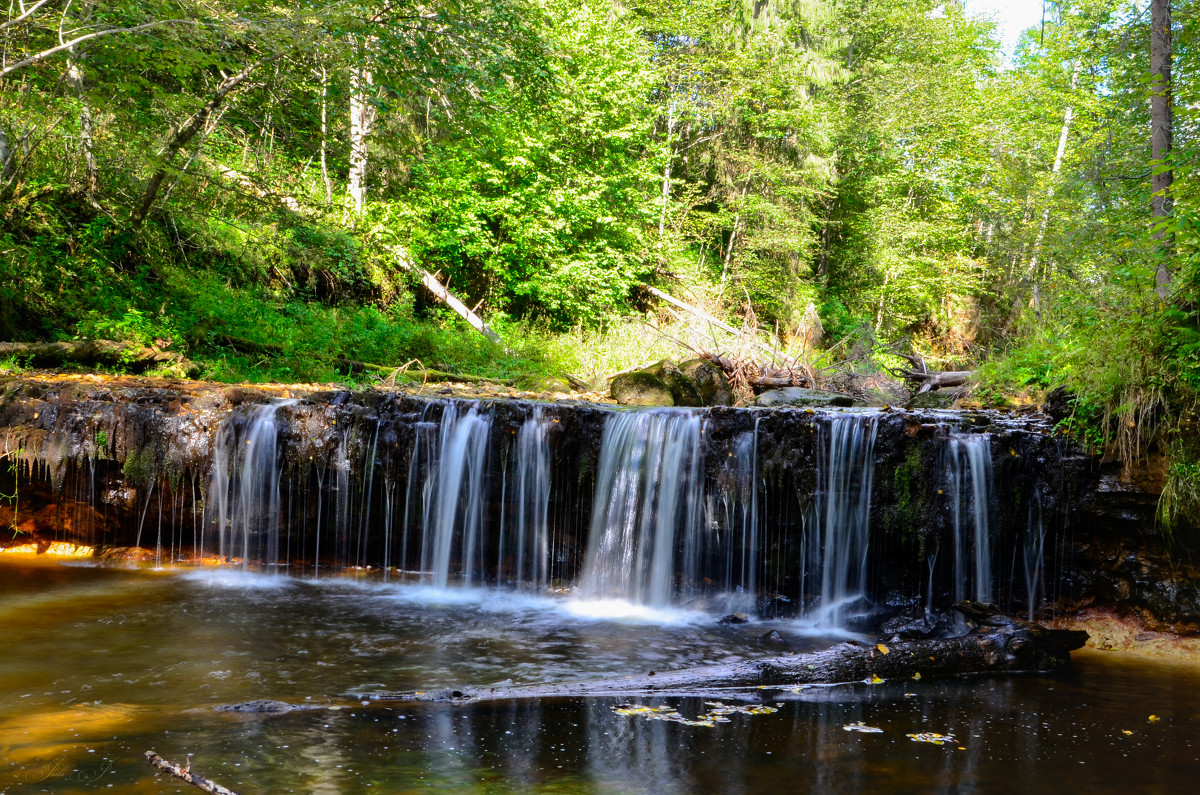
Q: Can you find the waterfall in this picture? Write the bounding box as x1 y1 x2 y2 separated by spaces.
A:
946 433 994 604
506 406 552 590
1022 487 1047 620
713 425 760 609
578 410 704 606
204 400 298 567
422 402 492 588
807 413 878 628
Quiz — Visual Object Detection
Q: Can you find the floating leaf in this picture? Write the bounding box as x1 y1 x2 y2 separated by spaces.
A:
1122 730 1133 736
912 672 922 680
1149 715 1160 723
864 674 885 684
908 732 956 745
876 644 890 655
843 722 884 733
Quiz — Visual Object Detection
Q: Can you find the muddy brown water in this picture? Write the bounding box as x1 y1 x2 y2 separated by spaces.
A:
1 559 1197 794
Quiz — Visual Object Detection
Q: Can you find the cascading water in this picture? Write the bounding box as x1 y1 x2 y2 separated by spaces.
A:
422 403 492 587
204 400 298 567
805 413 878 628
946 433 994 604
712 424 760 610
502 407 553 590
578 410 704 606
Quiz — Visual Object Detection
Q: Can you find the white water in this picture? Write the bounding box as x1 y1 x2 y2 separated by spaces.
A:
204 399 299 566
505 406 552 589
946 433 994 604
806 413 878 628
423 403 492 587
578 410 704 607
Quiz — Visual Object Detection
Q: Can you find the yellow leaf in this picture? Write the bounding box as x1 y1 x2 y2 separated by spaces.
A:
1122 730 1133 736
1149 715 1160 723
876 644 890 655
912 672 922 680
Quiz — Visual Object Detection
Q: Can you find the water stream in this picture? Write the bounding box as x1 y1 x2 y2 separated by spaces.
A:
1 560 1196 794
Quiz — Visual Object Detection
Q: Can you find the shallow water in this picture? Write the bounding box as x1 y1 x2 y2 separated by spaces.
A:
1 560 1198 793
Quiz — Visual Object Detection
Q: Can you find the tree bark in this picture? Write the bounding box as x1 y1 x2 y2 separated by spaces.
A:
0 124 13 183
66 58 101 202
1025 62 1079 282
348 60 376 216
355 604 1088 705
1150 0 1173 300
130 59 266 229
320 63 333 206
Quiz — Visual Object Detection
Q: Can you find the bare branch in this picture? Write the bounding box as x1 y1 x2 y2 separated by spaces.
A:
0 18 200 79
0 0 54 34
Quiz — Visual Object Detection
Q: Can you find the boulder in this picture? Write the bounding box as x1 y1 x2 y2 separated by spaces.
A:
611 370 675 406
645 360 704 407
755 387 855 408
610 360 705 407
679 358 734 406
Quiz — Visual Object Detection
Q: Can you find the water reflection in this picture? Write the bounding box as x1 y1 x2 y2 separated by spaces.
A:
2 561 1199 793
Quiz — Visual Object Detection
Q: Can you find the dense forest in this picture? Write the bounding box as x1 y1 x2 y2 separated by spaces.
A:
1 1 1198 529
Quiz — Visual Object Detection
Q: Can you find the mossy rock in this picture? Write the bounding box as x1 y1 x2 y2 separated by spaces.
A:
611 371 675 406
679 358 733 406
644 360 703 407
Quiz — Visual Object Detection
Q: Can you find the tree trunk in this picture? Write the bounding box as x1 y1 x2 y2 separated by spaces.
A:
320 64 333 206
658 99 676 239
1150 0 1173 300
66 58 101 202
348 61 376 216
130 59 266 229
1025 62 1079 282
0 124 13 183
355 605 1088 705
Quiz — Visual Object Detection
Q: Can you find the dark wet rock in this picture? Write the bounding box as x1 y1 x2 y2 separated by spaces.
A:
679 358 734 406
755 387 854 408
757 593 795 619
759 629 788 647
718 613 749 625
610 370 674 406
1043 385 1073 424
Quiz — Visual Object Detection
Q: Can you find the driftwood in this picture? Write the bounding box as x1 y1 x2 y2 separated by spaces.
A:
707 354 815 391
145 751 239 795
891 352 974 394
357 603 1087 705
0 340 194 374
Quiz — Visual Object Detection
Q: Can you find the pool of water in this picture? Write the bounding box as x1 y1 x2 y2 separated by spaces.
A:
1 560 1198 793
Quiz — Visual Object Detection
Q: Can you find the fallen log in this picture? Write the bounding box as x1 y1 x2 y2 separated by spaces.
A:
0 340 195 375
145 751 239 795
890 352 974 394
356 603 1087 705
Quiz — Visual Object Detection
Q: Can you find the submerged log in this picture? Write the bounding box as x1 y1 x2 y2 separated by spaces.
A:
361 604 1087 705
145 751 239 795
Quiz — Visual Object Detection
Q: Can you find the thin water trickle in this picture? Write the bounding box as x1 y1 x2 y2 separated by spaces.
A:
946 433 994 604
